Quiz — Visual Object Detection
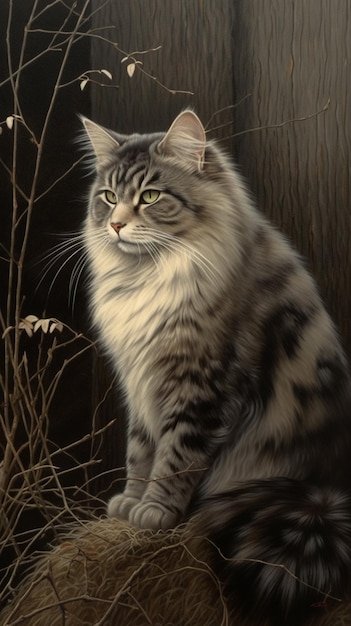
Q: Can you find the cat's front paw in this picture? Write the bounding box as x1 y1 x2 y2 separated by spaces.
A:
129 501 178 530
107 493 140 520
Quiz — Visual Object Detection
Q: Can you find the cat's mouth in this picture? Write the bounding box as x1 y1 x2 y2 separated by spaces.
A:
107 228 144 255
117 238 148 255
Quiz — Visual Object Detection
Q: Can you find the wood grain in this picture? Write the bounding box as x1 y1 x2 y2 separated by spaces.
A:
233 0 351 353
90 0 235 144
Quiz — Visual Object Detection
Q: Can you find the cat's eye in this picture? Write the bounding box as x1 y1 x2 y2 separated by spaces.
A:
140 189 160 205
104 189 117 204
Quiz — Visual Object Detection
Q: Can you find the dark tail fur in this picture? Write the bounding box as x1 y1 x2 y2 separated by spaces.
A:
192 479 351 624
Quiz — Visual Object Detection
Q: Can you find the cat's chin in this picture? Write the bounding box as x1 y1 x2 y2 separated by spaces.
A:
117 240 147 255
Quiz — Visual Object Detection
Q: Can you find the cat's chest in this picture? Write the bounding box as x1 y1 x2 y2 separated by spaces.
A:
92 266 209 434
92 253 209 359
94 270 182 348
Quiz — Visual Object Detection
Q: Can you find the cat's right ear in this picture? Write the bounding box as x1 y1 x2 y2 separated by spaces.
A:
158 110 206 171
80 116 120 167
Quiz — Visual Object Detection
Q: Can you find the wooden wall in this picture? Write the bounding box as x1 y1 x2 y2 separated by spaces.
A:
233 0 351 353
90 0 235 143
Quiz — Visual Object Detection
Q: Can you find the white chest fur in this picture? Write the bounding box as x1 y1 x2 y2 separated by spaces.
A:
89 245 217 441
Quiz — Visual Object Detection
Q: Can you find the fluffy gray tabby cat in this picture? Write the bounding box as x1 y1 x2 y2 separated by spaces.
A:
82 110 351 624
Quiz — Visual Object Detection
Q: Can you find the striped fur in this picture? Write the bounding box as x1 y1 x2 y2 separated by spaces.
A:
82 111 351 623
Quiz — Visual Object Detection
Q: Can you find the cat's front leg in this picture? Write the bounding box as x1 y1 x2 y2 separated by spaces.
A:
129 421 211 530
107 421 154 519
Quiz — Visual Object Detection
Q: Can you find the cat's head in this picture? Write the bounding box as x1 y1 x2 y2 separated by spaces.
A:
81 110 246 279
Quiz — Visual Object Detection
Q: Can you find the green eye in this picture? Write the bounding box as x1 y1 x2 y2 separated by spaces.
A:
140 189 160 205
104 189 117 204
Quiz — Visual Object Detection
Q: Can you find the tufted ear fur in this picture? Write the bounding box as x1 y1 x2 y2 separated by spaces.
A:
158 110 206 171
81 116 120 166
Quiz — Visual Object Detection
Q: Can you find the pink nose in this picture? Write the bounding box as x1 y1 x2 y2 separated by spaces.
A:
110 222 126 234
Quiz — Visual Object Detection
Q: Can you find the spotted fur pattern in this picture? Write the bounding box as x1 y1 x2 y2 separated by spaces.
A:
82 111 351 623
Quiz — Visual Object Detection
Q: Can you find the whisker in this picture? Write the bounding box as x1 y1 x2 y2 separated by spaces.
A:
136 227 218 282
160 232 218 274
139 238 162 269
35 243 80 296
69 252 90 311
44 246 84 300
139 227 217 267
34 235 84 267
33 230 105 307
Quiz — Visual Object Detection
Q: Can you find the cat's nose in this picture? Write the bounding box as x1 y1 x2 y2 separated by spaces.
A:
110 222 126 235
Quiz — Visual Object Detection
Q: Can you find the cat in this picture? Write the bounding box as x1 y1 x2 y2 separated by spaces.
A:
82 110 351 624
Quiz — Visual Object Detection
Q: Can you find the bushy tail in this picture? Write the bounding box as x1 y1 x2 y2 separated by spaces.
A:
191 478 351 624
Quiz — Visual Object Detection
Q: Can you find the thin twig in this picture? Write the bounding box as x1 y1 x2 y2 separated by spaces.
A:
229 98 331 140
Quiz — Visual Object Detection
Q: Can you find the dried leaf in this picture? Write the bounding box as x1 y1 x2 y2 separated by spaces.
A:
24 315 39 323
101 69 112 80
6 116 14 130
49 321 64 333
42 319 51 333
126 63 136 78
80 79 88 91
19 320 33 337
34 318 51 333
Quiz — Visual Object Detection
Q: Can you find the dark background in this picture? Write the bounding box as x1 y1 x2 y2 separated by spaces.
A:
1 0 350 498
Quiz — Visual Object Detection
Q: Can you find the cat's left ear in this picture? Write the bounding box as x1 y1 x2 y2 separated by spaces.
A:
158 110 206 171
81 116 120 166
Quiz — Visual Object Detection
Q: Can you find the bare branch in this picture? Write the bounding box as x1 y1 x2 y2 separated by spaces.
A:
229 98 331 140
